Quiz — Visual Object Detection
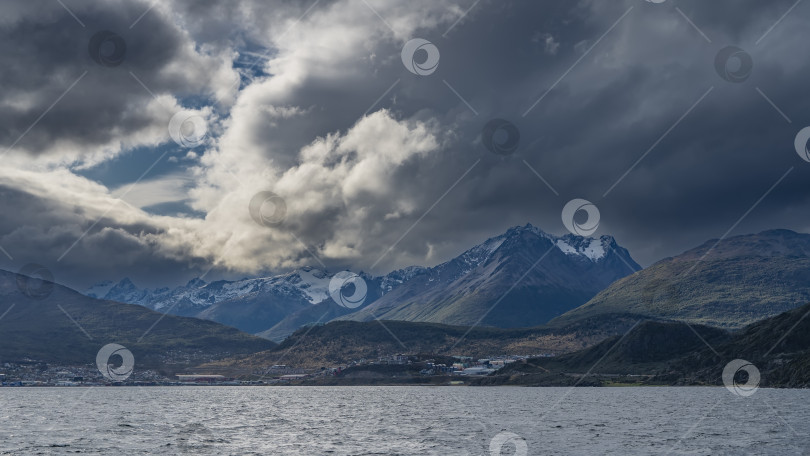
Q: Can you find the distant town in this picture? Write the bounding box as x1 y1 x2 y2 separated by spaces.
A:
0 352 555 387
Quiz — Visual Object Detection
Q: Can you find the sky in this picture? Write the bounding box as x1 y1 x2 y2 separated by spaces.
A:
1 0 809 289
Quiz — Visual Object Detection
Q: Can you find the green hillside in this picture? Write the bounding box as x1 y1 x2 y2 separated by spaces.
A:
203 317 638 371
479 302 810 388
552 230 810 329
0 270 275 369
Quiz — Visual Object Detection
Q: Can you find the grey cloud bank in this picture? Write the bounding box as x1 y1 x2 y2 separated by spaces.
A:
0 0 808 289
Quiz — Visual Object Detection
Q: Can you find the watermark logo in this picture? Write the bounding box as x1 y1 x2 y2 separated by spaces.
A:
168 111 208 148
561 199 600 236
714 46 753 83
401 38 440 76
248 191 287 226
96 343 135 382
88 31 127 67
645 0 667 3
722 359 760 397
16 263 54 300
489 432 528 456
482 119 520 156
793 127 810 162
329 271 368 309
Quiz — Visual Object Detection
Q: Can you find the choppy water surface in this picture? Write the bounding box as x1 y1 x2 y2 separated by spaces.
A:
1 386 808 455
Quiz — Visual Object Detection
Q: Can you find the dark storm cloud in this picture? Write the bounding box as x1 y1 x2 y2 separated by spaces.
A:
0 185 214 289
226 0 810 271
319 0 810 269
1 0 810 288
0 0 231 159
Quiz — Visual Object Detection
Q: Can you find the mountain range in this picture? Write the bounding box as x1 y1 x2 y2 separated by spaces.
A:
86 224 640 341
339 226 639 328
80 224 810 367
8 224 810 379
0 269 275 370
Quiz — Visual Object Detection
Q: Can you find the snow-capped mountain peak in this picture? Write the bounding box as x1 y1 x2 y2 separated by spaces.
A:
282 267 332 303
470 223 613 263
83 223 639 341
88 266 340 316
556 235 607 261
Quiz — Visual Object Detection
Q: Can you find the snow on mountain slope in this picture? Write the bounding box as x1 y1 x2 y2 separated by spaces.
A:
340 224 641 328
85 224 639 338
556 236 608 261
286 268 332 303
91 267 336 316
87 225 627 313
